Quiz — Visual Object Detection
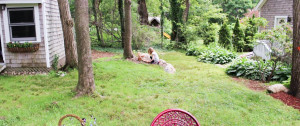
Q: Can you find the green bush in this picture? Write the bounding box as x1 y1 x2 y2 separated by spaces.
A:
232 18 245 52
186 45 207 56
226 58 291 81
203 23 220 45
197 44 236 64
132 24 160 49
282 76 291 88
7 42 33 48
219 23 232 49
244 17 258 52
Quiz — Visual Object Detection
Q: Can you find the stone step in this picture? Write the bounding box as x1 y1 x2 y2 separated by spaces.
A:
0 64 6 73
1 67 51 75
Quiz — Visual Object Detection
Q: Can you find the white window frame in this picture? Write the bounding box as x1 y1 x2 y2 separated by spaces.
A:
3 4 41 43
274 16 288 28
0 0 43 4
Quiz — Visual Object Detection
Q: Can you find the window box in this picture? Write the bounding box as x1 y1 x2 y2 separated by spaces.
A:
7 42 39 53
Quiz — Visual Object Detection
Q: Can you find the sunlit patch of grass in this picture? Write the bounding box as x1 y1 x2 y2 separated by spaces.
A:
0 51 299 126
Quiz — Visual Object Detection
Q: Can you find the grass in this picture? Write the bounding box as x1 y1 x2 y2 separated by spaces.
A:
0 50 299 126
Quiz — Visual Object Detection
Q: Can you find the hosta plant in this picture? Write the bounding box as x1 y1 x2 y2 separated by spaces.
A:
226 58 291 82
197 45 236 64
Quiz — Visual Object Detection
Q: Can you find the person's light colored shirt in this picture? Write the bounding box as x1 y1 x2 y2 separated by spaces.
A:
152 51 159 63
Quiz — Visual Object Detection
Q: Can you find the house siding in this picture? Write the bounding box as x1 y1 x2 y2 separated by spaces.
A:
44 0 65 68
260 0 293 30
1 4 47 68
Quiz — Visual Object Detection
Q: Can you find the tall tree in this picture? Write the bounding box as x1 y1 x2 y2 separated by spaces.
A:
138 0 149 25
219 22 232 49
57 0 78 68
123 0 134 58
170 0 185 43
183 0 190 22
111 0 117 43
118 0 125 48
232 18 245 52
244 16 257 51
92 0 105 46
92 0 101 43
75 0 95 96
160 0 164 48
212 0 256 23
290 0 300 98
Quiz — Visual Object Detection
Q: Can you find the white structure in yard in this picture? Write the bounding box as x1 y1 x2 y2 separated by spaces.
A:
253 40 272 60
0 0 66 72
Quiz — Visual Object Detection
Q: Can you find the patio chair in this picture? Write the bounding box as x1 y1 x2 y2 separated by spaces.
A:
150 109 200 126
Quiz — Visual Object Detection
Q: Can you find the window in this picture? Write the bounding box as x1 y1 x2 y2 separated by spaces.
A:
274 16 288 28
8 8 36 41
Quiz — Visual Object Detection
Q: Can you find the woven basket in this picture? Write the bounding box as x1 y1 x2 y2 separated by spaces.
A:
7 43 39 53
58 114 85 126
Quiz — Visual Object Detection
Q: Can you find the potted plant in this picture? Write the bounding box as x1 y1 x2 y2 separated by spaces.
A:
7 42 39 53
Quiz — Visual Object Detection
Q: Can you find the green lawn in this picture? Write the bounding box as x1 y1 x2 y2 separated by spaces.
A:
0 51 299 126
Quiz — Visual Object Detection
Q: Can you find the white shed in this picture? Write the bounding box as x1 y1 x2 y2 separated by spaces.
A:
0 0 65 71
148 17 160 27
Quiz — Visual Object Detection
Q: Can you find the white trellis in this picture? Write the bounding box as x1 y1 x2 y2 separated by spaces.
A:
253 40 272 60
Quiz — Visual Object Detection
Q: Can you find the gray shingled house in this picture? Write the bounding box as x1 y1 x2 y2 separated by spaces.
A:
254 0 293 60
255 0 293 30
0 0 66 72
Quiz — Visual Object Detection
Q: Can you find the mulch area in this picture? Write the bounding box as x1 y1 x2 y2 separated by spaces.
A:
232 77 300 110
92 50 115 60
232 77 267 91
270 92 300 110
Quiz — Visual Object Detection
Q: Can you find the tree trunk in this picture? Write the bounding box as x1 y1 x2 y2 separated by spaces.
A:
75 0 95 97
99 7 105 46
92 0 101 43
118 0 125 48
170 0 185 44
290 0 300 98
138 0 149 25
111 0 117 43
160 0 164 48
94 0 105 46
183 0 190 22
58 0 78 68
123 0 134 58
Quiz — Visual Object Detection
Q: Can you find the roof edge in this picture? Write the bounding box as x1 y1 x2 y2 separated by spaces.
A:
255 0 268 10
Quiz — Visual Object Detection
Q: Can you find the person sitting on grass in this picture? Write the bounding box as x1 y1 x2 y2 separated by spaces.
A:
148 47 159 64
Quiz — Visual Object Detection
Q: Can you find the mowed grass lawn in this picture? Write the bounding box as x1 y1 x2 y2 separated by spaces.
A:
0 50 299 126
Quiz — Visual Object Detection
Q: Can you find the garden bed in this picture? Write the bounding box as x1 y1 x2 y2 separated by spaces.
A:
232 77 267 91
232 77 300 111
270 92 300 110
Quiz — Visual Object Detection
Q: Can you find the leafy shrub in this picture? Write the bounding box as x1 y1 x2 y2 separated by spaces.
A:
186 45 207 56
197 44 236 64
256 23 293 64
219 23 232 49
203 23 220 45
282 76 291 88
164 40 188 50
244 16 258 52
132 24 160 49
7 42 33 48
163 40 176 50
52 54 59 71
226 58 291 82
232 18 245 52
